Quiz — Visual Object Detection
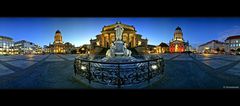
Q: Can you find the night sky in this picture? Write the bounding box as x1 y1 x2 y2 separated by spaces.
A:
1 17 240 48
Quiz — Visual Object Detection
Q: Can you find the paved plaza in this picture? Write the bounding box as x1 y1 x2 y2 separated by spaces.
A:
0 53 240 89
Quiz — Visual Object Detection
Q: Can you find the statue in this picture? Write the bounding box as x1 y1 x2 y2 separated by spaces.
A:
115 25 124 41
105 22 132 57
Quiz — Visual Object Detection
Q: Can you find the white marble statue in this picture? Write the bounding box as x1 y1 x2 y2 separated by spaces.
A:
115 25 124 41
105 23 132 57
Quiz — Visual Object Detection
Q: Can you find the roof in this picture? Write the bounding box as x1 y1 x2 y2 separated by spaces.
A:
159 42 169 47
176 26 182 30
56 30 61 33
147 45 156 47
0 36 13 40
225 35 240 40
102 22 136 31
199 40 225 47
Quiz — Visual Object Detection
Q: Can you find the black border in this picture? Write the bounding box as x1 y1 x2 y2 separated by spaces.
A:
1 1 240 103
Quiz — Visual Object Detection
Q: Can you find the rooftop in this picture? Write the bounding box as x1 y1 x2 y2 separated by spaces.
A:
0 35 13 40
225 35 240 41
199 40 225 47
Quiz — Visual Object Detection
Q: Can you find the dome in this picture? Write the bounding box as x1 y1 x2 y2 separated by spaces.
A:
56 30 61 33
175 26 182 31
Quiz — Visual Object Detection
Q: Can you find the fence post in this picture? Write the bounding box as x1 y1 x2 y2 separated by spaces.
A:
117 64 121 88
147 61 150 83
88 62 92 84
74 59 76 76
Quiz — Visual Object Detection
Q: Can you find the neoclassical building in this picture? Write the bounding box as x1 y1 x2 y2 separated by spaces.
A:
44 30 76 54
169 26 189 53
90 22 148 55
46 30 65 54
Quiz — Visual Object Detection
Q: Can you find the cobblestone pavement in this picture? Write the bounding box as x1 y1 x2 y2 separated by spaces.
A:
0 53 240 89
0 54 86 89
150 53 240 89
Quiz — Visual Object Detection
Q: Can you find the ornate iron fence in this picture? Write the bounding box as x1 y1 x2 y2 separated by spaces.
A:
74 56 165 88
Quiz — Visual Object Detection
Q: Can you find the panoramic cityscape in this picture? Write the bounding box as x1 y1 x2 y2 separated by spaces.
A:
0 18 240 89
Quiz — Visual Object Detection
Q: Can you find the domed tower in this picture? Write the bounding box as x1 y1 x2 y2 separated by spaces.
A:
173 26 183 42
54 30 63 44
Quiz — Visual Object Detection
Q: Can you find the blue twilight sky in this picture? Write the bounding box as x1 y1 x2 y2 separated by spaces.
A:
1 17 240 48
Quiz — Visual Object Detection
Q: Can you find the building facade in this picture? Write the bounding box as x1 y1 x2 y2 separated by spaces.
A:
14 40 42 54
90 22 148 55
64 42 75 54
169 26 189 53
78 44 91 54
198 40 226 54
155 42 169 53
225 35 240 52
47 30 66 54
0 36 18 55
43 30 77 54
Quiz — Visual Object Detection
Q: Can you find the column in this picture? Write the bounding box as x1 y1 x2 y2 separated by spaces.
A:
133 35 136 47
108 34 111 47
128 33 130 47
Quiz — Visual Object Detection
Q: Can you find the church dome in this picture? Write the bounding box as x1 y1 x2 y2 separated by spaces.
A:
175 26 182 31
56 30 61 33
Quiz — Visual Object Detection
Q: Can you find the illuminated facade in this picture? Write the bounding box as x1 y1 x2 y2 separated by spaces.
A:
44 30 76 54
14 40 42 54
225 35 240 52
48 30 65 54
198 40 226 54
0 36 18 55
90 22 148 55
169 26 189 53
156 42 169 53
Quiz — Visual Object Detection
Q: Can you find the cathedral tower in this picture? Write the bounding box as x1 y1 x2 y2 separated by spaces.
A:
54 30 63 44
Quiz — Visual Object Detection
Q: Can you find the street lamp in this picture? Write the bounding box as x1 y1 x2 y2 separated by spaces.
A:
151 64 158 70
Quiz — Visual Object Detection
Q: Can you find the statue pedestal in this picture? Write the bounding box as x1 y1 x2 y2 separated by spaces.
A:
114 41 125 56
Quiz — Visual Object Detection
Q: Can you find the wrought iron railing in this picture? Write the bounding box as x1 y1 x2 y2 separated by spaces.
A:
74 56 165 88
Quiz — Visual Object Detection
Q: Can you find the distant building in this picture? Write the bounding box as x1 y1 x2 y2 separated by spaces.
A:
46 30 65 54
146 45 157 54
64 42 75 54
225 35 240 52
14 40 42 54
198 40 226 54
78 44 91 54
43 45 50 54
169 26 189 53
44 30 77 54
0 36 18 55
156 42 169 53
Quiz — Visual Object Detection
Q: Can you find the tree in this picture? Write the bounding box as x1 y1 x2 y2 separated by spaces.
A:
71 49 77 54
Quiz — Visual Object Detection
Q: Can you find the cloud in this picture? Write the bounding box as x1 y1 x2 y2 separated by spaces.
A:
218 26 240 41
